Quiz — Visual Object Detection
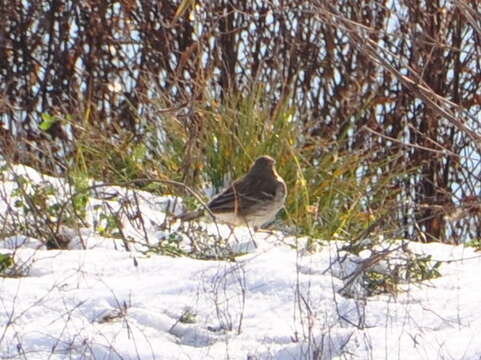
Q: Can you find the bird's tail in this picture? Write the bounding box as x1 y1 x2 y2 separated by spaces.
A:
173 209 205 222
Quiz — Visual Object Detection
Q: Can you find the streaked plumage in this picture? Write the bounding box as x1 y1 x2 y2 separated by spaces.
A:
177 155 287 229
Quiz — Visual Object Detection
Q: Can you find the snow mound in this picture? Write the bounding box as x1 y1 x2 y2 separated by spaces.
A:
1 165 481 359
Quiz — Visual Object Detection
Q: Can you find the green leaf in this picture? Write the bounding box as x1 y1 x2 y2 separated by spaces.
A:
0 253 14 273
39 113 58 131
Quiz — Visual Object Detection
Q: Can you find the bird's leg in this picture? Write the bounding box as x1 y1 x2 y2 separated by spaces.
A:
245 224 257 249
227 225 235 241
225 225 245 256
252 225 281 245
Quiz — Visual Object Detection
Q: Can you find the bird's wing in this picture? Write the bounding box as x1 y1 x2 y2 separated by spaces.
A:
208 176 277 214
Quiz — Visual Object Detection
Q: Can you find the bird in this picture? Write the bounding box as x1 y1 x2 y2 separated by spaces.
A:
176 155 287 229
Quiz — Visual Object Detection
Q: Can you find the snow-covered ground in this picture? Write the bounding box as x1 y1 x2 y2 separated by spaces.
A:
1 164 481 359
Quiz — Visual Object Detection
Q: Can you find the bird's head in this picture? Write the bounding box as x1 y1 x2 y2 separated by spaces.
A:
249 155 276 177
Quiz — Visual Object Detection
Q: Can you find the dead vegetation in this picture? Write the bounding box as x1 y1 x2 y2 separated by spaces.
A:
1 0 481 243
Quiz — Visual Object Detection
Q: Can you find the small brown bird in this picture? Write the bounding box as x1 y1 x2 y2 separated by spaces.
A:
177 155 287 229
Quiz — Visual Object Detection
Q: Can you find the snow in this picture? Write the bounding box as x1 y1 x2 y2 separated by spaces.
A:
1 165 481 359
